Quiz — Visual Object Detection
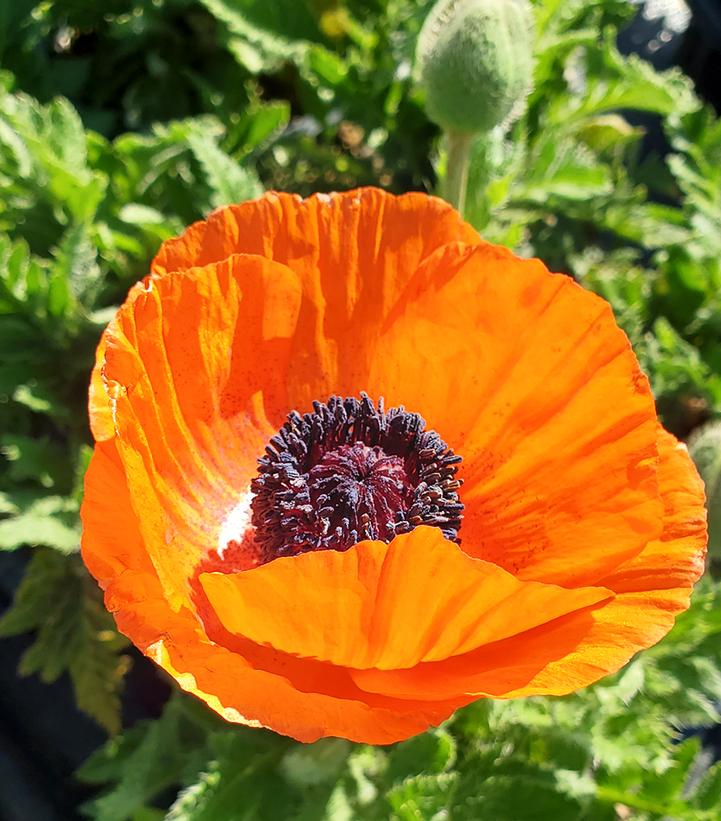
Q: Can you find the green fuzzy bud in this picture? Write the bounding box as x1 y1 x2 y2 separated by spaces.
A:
416 0 534 135
688 421 721 560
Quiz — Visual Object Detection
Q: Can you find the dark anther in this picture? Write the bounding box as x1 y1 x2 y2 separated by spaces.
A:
251 394 464 561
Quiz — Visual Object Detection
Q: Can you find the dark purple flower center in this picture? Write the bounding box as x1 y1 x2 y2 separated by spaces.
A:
251 394 464 561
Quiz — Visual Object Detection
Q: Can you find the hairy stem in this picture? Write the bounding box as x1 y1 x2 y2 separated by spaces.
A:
443 130 473 215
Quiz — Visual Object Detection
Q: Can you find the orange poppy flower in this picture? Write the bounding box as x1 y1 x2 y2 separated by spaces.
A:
81 188 707 744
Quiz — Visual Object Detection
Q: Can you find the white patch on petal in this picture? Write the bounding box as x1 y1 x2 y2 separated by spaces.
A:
217 489 254 557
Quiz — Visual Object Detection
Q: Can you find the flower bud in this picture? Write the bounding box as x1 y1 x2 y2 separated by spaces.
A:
416 0 534 134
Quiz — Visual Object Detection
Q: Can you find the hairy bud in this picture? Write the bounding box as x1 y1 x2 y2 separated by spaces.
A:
416 0 534 134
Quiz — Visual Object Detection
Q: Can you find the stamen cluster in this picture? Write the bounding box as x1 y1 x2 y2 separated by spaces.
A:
251 394 464 560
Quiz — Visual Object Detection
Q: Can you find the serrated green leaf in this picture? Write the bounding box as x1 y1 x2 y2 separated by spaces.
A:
0 547 69 636
547 38 696 125
80 699 189 821
71 592 131 736
0 550 129 733
163 726 292 821
1 433 71 489
198 0 324 73
692 760 721 812
689 420 721 558
281 738 351 787
386 729 456 784
0 492 80 552
187 133 263 210
0 113 32 175
53 222 101 304
0 89 107 236
454 773 583 821
386 772 458 820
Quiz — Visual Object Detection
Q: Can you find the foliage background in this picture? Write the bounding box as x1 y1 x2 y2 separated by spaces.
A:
1 0 720 818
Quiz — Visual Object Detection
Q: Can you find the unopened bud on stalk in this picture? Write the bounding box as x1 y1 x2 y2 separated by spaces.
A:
416 0 534 135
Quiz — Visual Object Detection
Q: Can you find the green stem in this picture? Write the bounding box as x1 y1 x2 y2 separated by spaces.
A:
595 785 687 816
443 131 473 215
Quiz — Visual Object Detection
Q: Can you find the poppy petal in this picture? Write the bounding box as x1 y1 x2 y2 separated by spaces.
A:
147 633 459 745
199 526 613 670
364 242 662 587
89 335 115 442
151 189 480 278
152 189 482 412
351 426 707 701
82 443 465 744
596 426 707 595
351 606 618 701
94 255 304 607
91 189 480 443
350 590 691 702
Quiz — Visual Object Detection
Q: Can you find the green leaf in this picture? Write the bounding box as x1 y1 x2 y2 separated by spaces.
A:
198 0 325 73
1 433 71 489
0 90 107 239
386 772 459 819
117 204 169 226
187 133 263 210
0 235 46 314
516 137 612 202
547 38 696 126
575 113 644 152
0 548 69 636
689 420 721 558
164 727 292 821
0 550 129 733
53 222 101 305
0 492 80 552
79 698 193 821
281 738 351 787
386 729 456 783
454 773 584 821
231 100 290 156
692 761 721 812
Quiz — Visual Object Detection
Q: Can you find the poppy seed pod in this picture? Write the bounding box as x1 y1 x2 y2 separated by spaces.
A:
416 0 534 134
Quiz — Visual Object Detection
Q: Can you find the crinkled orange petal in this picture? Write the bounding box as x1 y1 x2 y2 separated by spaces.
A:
95 254 304 608
86 188 479 435
80 440 631 742
147 632 459 745
200 526 613 670
350 426 707 701
597 427 707 595
89 191 481 609
149 188 481 414
351 607 618 701
362 241 662 587
89 334 114 442
81 441 467 744
151 189 479 277
351 587 697 702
